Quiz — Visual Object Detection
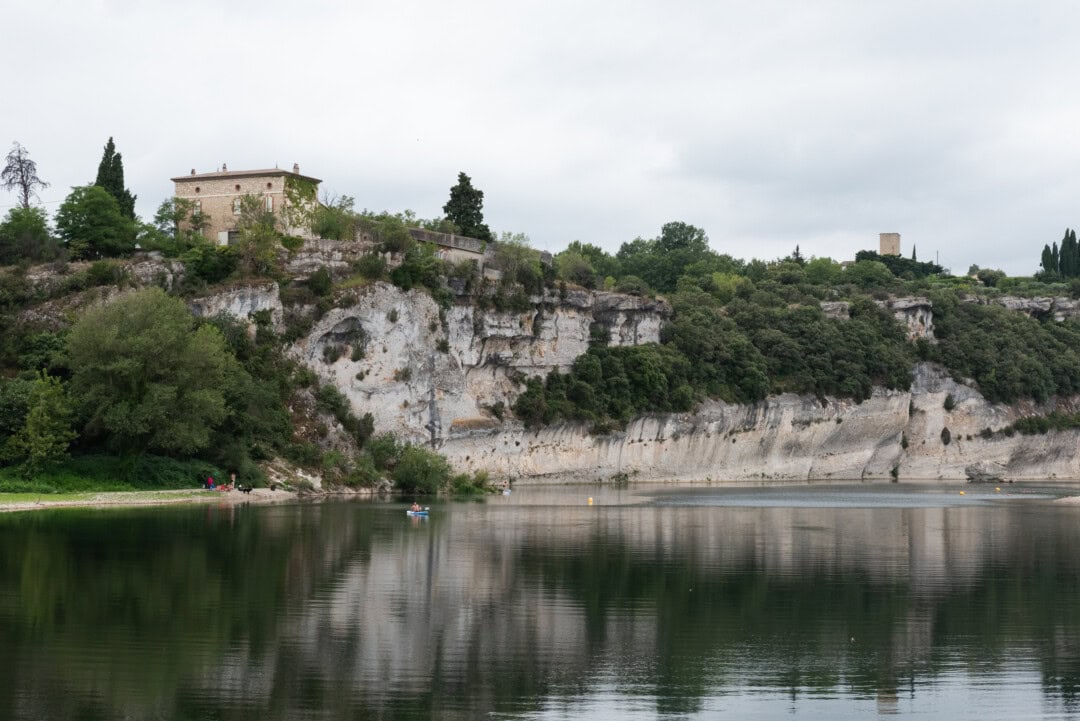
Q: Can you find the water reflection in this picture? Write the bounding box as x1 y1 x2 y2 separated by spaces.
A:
1 487 1079 719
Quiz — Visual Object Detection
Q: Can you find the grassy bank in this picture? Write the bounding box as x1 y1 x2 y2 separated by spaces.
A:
0 455 224 494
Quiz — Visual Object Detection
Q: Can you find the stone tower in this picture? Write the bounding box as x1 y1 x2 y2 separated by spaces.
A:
879 232 900 256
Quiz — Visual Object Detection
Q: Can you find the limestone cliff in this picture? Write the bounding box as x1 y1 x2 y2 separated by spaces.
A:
440 362 1080 483
181 271 1080 484
289 283 668 447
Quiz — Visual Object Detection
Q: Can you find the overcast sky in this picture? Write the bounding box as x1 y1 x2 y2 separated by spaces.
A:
5 0 1080 275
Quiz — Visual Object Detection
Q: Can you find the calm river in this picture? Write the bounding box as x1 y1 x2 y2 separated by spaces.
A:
2 483 1080 720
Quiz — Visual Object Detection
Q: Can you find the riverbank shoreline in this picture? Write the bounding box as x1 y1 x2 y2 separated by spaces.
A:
0 487 307 513
4 483 1079 514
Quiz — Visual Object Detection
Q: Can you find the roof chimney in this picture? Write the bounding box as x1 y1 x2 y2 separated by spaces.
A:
190 168 196 175
293 163 300 174
222 162 227 172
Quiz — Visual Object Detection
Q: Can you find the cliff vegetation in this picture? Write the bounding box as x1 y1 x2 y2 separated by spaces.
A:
5 142 1080 488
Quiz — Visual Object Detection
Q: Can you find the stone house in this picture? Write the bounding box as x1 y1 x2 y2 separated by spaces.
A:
172 163 321 245
404 228 552 279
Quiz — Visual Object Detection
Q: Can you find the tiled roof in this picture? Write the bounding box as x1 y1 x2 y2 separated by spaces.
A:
171 168 321 183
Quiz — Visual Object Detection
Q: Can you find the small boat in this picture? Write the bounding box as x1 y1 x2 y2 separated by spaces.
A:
502 489 511 496
406 509 429 517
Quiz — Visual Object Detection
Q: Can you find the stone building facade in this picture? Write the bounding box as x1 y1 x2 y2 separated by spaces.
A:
172 164 321 245
879 232 901 256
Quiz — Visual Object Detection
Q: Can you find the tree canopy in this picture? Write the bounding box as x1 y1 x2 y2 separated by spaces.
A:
66 288 234 455
0 206 56 264
442 172 492 241
55 185 135 259
1040 229 1080 279
94 137 137 218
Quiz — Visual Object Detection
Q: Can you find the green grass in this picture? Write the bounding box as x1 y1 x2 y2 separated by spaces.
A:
337 273 374 290
0 455 224 494
0 492 96 504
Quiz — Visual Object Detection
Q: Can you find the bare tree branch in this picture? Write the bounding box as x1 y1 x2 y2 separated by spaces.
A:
1 141 49 209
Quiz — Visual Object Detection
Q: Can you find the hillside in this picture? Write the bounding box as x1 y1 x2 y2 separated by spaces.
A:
4 218 1080 491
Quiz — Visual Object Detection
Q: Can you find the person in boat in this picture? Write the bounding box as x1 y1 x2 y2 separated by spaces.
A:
411 502 421 513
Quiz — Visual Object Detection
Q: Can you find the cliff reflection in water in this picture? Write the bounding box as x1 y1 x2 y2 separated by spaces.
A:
2 490 1080 719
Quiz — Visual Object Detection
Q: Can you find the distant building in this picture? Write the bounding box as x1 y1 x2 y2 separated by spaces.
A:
172 163 321 245
404 228 553 281
879 232 901 256
407 228 488 266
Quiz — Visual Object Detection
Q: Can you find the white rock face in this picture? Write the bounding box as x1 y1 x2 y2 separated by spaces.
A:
439 363 1080 483
882 297 934 340
283 239 374 279
989 295 1080 322
189 282 284 332
290 283 669 444
178 277 1080 483
127 254 185 290
823 296 934 339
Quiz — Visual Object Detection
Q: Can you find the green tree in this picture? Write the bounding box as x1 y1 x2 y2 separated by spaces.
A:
976 268 1006 287
616 222 720 293
311 195 357 240
1059 229 1080 278
804 257 842 286
0 206 56 264
94 137 136 218
1041 244 1056 276
554 241 622 288
554 248 596 287
67 288 233 456
0 377 34 447
393 445 453 494
844 259 896 289
233 194 281 276
4 371 76 475
493 232 543 293
442 172 492 241
390 241 441 290
1 141 49 209
141 197 210 254
55 185 135 259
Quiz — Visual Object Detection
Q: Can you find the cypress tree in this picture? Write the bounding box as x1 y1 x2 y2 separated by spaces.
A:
1071 230 1079 276
442 172 492 242
911 245 917 261
1042 244 1056 275
1052 241 1060 275
1062 230 1077 278
94 137 137 219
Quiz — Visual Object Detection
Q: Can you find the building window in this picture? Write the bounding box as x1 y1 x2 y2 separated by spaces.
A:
235 184 241 191
266 182 273 189
193 199 201 215
233 198 242 215
265 195 274 212
194 186 200 193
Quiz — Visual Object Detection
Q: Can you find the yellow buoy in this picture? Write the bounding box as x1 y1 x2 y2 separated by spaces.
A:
995 487 1001 492
959 491 965 495
588 497 593 505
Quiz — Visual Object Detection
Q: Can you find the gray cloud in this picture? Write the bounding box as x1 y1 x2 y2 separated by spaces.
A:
6 1 1080 275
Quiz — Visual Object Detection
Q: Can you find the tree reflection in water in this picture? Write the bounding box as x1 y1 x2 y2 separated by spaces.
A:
0 492 1079 719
